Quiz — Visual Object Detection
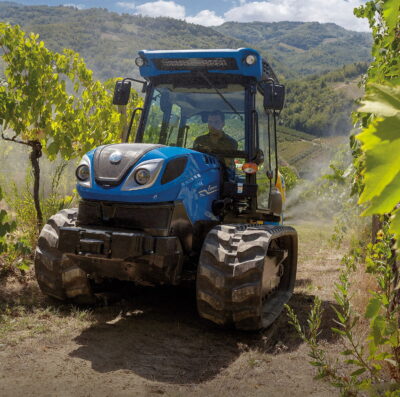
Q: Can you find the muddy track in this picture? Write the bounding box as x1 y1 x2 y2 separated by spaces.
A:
0 222 341 397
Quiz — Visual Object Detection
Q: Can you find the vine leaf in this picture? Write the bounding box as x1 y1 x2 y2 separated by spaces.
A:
358 84 400 117
357 116 400 203
357 84 400 230
365 298 381 319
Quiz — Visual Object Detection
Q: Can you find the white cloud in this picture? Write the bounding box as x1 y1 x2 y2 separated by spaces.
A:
117 2 136 10
224 0 369 31
135 1 185 19
116 0 368 31
63 3 86 9
186 10 225 26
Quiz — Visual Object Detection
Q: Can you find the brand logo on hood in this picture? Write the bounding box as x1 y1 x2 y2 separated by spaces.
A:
109 150 123 165
199 185 219 197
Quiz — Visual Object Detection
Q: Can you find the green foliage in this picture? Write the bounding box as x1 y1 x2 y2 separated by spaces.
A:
286 298 360 395
0 22 137 160
282 76 355 136
287 231 400 395
0 186 16 253
363 223 400 378
2 163 75 249
357 84 400 228
353 0 400 240
0 185 31 276
280 166 298 191
0 22 142 228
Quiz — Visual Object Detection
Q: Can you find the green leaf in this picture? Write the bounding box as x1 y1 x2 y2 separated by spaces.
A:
341 349 354 356
365 298 381 319
332 327 346 336
358 84 400 118
345 359 363 366
47 141 59 156
382 0 400 30
371 315 386 345
362 169 400 215
358 116 400 204
350 367 366 377
17 262 30 271
390 209 400 242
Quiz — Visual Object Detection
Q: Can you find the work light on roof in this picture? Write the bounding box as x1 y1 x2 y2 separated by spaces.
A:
245 54 257 65
135 57 145 67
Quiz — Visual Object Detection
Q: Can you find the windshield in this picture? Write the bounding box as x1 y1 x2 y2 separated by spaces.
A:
138 83 246 157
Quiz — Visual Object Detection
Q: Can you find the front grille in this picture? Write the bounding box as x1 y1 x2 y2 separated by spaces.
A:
77 200 174 234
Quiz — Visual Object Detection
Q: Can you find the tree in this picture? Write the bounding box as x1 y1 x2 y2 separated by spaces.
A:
0 23 142 229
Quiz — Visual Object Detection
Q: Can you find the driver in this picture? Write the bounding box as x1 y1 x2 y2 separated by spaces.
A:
193 111 237 166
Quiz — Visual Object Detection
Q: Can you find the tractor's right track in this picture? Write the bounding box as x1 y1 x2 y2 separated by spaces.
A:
196 224 297 330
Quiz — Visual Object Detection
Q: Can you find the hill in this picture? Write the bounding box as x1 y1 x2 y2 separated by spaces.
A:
0 2 294 81
215 21 372 76
0 3 371 81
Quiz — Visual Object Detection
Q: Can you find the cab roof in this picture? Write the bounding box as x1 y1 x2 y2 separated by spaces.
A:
137 48 263 81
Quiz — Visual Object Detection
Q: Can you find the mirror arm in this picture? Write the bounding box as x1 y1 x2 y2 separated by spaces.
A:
122 77 147 85
123 77 148 93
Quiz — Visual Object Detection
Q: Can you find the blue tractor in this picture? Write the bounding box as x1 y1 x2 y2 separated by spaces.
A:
35 48 298 330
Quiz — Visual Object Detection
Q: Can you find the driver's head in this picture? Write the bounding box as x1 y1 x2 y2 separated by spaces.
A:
207 111 225 134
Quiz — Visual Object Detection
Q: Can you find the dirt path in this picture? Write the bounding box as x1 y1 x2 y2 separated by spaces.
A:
0 222 342 397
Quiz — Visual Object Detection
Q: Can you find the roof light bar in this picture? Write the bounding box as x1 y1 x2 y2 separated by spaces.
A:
153 57 238 71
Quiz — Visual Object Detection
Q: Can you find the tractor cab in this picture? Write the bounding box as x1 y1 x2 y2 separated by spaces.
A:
113 48 285 223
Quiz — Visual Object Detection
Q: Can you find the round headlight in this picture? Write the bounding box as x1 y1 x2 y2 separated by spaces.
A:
135 57 145 67
135 168 151 185
245 54 257 65
76 164 90 181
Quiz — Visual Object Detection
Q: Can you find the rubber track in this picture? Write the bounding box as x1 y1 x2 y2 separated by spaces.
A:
34 209 93 302
196 224 297 330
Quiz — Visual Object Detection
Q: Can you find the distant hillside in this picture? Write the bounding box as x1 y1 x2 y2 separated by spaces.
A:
215 21 372 76
281 62 367 135
0 2 294 80
0 3 371 80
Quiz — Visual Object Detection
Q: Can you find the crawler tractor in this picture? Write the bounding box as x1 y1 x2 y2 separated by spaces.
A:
35 48 298 330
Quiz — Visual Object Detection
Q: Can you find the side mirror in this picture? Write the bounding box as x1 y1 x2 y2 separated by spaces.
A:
262 82 285 111
253 149 264 165
269 187 283 215
113 80 131 106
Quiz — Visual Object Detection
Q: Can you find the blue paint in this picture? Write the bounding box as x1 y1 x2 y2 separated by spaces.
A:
77 146 221 223
138 48 263 81
76 48 270 224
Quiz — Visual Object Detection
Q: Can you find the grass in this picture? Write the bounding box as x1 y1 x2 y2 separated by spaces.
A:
0 273 93 345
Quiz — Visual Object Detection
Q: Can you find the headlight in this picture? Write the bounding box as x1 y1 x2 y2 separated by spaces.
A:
76 164 90 181
245 54 257 65
135 57 145 67
121 159 164 191
135 168 151 185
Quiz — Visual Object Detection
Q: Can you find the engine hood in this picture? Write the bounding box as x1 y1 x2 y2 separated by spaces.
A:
94 143 163 186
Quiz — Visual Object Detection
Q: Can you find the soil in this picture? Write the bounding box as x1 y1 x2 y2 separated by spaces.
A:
0 222 342 397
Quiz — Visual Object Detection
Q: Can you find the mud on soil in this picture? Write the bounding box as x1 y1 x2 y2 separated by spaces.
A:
0 222 341 397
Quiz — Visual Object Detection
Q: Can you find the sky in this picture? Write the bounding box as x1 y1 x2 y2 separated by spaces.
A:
8 0 370 31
